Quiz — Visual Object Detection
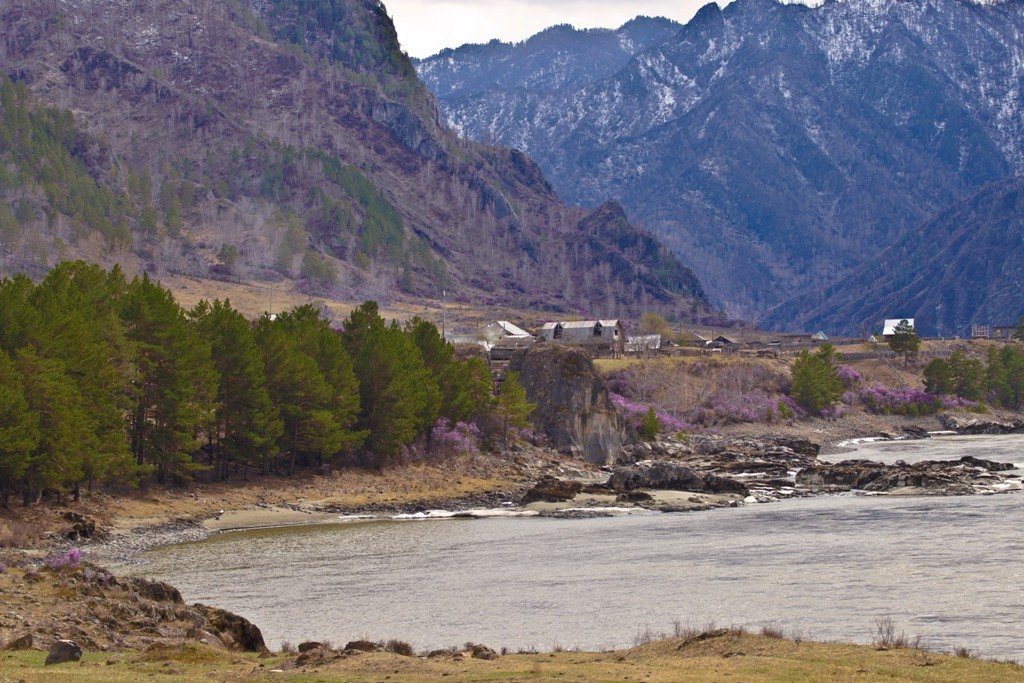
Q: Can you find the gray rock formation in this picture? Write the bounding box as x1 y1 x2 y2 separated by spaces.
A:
509 345 633 465
607 460 750 496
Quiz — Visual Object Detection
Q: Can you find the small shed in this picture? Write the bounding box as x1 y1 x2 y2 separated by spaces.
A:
626 334 663 355
811 331 829 342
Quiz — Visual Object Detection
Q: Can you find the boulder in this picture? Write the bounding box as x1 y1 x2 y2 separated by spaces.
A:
298 641 326 653
509 345 632 466
197 604 266 652
44 640 82 665
606 461 749 495
796 457 1016 493
520 477 583 504
471 644 499 660
344 640 381 653
123 577 183 604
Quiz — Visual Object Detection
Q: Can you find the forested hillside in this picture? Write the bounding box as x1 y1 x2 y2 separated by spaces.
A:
0 261 526 507
0 0 707 319
418 0 1024 326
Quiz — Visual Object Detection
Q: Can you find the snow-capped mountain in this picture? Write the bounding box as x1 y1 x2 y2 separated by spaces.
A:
418 0 1024 330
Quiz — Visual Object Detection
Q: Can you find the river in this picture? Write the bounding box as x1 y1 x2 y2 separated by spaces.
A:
131 435 1024 659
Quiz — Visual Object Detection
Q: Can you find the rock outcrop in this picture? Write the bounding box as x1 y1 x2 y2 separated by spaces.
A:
520 477 583 504
607 461 749 496
509 345 633 465
797 457 1020 494
939 414 1024 435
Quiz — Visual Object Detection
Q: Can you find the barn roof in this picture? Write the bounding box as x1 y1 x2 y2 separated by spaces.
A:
492 321 531 337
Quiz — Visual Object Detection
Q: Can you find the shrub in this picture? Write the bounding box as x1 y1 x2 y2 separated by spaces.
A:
44 548 83 570
705 390 803 425
837 365 861 387
431 418 481 458
383 639 415 656
639 408 662 440
609 393 691 434
858 384 942 415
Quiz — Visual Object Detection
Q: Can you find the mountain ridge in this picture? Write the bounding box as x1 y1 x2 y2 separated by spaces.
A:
0 0 708 320
417 0 1024 329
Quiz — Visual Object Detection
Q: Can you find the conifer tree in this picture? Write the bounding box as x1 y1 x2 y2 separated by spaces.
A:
342 302 439 460
790 343 844 415
121 275 216 484
14 347 91 505
407 317 492 422
191 299 282 479
0 351 39 507
494 371 536 443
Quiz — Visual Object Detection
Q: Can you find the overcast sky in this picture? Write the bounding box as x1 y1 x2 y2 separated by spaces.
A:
385 0 723 58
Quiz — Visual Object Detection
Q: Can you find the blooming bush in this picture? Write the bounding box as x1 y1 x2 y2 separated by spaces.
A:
610 393 692 434
705 390 804 425
837 365 862 387
44 548 83 570
431 419 481 457
858 384 942 416
820 403 847 420
939 395 986 412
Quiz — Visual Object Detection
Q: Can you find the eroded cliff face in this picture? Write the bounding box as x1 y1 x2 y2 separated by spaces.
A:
509 345 632 465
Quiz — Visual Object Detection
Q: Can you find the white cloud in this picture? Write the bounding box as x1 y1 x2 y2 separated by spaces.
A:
385 0 723 57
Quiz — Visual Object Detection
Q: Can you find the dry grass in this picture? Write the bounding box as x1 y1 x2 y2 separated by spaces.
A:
4 630 1023 682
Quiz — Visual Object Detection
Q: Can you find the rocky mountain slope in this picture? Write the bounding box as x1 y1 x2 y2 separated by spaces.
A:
766 175 1024 337
0 0 707 319
418 0 1024 327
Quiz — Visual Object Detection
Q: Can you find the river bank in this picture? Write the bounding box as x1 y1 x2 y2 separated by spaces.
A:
6 414 1022 568
5 626 1024 682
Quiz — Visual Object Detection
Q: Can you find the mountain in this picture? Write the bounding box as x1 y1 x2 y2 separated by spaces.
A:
0 0 707 319
417 0 1024 324
764 175 1024 337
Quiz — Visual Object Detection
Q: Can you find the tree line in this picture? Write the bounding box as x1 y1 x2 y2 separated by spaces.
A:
0 261 531 508
925 347 1024 410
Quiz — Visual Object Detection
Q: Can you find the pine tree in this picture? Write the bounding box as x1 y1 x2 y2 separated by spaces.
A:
121 275 216 484
192 299 282 479
407 317 491 422
341 302 439 460
29 262 136 493
888 320 921 365
0 351 39 507
790 343 844 415
14 347 91 505
494 371 535 444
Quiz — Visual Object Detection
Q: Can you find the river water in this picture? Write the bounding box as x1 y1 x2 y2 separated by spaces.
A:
132 435 1024 659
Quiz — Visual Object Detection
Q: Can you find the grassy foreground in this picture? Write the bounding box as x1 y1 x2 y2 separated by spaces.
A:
4 632 1023 683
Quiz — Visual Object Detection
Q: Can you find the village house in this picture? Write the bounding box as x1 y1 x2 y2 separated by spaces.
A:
972 324 1018 340
540 320 626 356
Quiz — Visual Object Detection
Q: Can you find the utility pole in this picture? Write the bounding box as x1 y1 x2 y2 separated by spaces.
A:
441 289 447 339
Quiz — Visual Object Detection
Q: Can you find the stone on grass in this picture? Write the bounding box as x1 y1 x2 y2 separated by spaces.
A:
45 640 83 665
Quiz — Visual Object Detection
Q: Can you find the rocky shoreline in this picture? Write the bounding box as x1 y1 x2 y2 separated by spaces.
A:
21 413 1024 570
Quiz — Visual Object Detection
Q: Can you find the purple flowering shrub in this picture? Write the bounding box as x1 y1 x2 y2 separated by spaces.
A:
431 419 481 457
610 393 692 434
705 390 804 424
837 365 862 387
858 384 942 416
939 395 986 412
44 548 83 571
